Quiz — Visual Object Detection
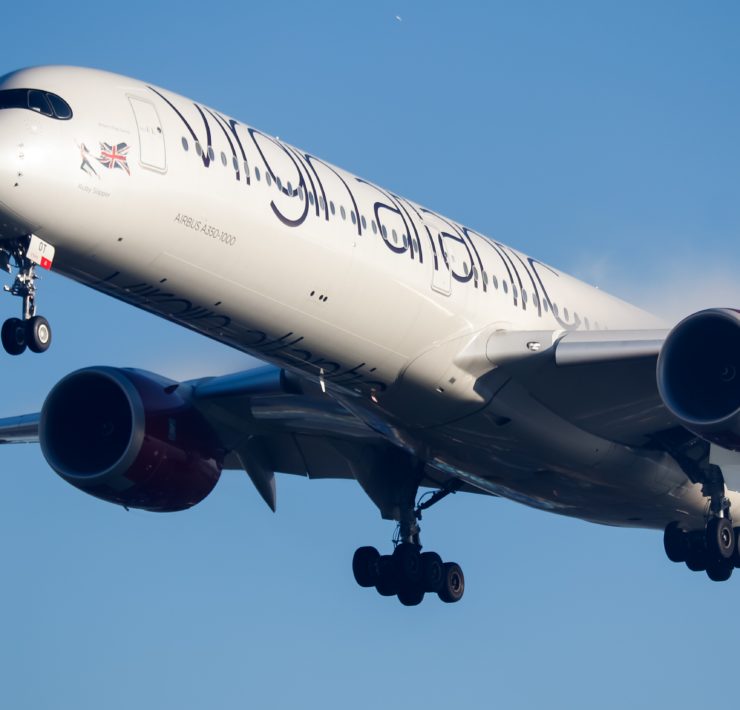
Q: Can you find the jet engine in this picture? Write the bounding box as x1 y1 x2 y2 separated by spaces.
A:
657 308 740 451
39 367 223 511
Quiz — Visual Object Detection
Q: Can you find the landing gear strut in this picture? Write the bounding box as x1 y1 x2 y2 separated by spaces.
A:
0 237 52 355
352 481 465 606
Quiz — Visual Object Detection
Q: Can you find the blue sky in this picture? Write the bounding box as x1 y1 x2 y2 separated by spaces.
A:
1 2 740 708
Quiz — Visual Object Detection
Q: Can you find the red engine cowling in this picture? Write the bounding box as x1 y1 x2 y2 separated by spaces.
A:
657 308 740 451
39 367 223 511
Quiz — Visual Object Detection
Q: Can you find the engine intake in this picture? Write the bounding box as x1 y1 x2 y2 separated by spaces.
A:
657 308 740 450
40 367 223 511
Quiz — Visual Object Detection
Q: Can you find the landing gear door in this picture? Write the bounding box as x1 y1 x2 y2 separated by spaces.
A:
128 96 167 172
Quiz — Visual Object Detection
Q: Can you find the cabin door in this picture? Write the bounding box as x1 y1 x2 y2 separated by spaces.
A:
128 96 167 172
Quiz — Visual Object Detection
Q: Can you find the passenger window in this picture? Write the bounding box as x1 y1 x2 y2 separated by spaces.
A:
309 192 315 205
340 206 346 220
181 137 189 152
255 166 261 181
361 215 367 229
542 299 549 313
552 303 559 317
266 172 272 186
220 152 227 166
195 142 203 156
503 281 509 294
276 176 283 191
351 211 356 225
492 275 498 290
382 225 388 238
330 201 336 215
521 289 527 303
584 317 590 330
372 221 378 234
232 156 239 171
287 181 293 194
512 285 518 299
392 228 398 243
207 146 215 161
564 307 569 320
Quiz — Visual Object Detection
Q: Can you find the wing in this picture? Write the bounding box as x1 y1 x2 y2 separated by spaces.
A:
0 366 460 515
0 413 40 444
0 328 687 515
470 327 674 446
189 367 474 512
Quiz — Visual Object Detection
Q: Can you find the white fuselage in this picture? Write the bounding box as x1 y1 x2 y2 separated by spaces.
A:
0 66 713 530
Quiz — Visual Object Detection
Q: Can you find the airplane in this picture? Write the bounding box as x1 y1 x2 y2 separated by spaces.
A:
0 65 738 606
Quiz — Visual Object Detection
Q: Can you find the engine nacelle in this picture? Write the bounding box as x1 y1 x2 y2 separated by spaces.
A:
40 367 223 511
657 308 740 451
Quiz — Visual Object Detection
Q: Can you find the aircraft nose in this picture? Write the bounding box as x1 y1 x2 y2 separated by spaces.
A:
0 121 36 241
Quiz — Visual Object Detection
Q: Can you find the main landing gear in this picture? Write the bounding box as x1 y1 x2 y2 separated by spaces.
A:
664 518 740 581
663 470 739 581
0 237 51 356
352 483 465 606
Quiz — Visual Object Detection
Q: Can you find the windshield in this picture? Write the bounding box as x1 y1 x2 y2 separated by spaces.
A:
0 89 73 120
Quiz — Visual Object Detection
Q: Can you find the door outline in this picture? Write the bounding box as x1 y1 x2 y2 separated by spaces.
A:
128 96 167 173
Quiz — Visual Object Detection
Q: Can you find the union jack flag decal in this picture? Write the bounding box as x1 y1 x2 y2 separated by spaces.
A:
97 142 130 175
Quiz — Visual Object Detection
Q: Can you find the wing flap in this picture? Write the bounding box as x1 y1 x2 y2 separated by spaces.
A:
189 365 387 508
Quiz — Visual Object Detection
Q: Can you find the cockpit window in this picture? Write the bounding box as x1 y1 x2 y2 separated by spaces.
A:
46 93 72 119
0 89 26 111
28 90 53 116
0 89 73 120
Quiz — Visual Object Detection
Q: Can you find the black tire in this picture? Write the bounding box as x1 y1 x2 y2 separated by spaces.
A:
26 315 51 354
375 555 399 597
420 551 444 593
706 517 735 561
438 562 465 604
352 546 380 588
733 528 740 568
685 549 707 572
1 317 26 355
706 557 733 582
397 583 425 607
663 522 688 563
392 543 422 586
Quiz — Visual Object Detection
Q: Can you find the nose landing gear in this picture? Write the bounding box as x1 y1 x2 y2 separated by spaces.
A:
0 237 52 355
